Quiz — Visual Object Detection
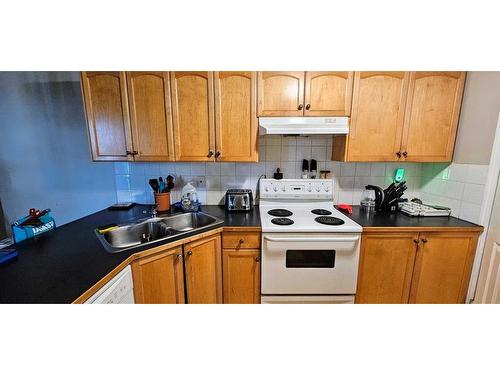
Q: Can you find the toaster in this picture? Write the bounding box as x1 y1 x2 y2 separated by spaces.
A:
225 189 253 212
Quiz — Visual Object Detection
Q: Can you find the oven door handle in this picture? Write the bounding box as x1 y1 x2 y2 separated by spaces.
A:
263 235 359 243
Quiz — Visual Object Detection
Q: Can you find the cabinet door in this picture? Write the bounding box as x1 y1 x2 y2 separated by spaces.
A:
184 234 222 303
401 72 466 162
214 71 258 162
223 249 260 304
409 232 478 304
126 72 175 161
356 233 418 303
81 72 133 161
304 71 354 116
257 71 305 116
131 247 185 304
171 71 215 161
347 72 409 161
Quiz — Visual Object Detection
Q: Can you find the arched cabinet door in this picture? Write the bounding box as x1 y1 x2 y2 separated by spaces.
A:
214 71 257 162
257 71 305 116
304 71 354 116
81 72 133 161
126 72 175 161
347 71 410 161
401 72 466 162
170 71 215 161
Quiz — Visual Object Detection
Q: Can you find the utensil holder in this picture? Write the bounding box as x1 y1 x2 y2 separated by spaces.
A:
154 192 171 212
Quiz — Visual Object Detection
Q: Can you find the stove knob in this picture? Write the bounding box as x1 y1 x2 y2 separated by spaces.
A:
265 186 269 192
273 186 278 192
281 186 286 192
324 186 330 192
307 186 312 192
316 186 321 192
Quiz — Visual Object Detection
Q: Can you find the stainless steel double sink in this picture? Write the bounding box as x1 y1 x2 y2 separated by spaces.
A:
95 212 223 253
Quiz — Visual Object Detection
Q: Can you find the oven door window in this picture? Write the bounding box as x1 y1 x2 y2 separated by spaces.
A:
285 250 336 268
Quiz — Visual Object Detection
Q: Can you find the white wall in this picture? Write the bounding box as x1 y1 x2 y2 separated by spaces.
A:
0 72 117 231
453 71 500 165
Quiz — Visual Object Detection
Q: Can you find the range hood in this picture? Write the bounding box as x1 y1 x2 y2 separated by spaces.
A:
259 117 349 135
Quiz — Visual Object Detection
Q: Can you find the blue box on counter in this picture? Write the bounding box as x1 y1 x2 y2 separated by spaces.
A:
11 210 56 243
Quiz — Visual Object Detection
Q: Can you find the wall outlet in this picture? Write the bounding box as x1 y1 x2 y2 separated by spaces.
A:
192 176 206 188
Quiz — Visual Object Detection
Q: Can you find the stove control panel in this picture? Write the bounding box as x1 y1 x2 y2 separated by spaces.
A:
260 179 334 200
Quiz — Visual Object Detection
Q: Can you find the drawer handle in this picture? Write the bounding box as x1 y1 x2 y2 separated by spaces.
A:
238 238 245 244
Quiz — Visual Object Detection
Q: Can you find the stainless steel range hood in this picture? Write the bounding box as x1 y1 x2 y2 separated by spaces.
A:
259 117 349 135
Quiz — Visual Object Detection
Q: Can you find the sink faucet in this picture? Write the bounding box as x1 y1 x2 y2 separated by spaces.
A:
143 204 158 218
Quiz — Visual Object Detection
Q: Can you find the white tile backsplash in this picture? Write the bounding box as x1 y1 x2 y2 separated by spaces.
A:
112 136 489 223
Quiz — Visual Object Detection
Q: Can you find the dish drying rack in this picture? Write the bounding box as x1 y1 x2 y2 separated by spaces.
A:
398 201 451 217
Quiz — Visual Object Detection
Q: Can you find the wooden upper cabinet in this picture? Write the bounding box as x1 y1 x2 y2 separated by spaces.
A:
131 247 185 304
214 72 258 162
257 71 305 116
126 72 175 161
356 233 417 304
409 232 478 304
304 72 354 116
344 72 409 161
81 72 133 161
401 72 466 162
223 249 260 304
183 234 222 303
170 72 215 161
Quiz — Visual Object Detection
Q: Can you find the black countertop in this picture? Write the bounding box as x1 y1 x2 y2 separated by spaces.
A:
0 204 260 304
1 203 480 303
344 205 482 229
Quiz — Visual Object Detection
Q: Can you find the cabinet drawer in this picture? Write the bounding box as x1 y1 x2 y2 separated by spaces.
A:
222 232 260 249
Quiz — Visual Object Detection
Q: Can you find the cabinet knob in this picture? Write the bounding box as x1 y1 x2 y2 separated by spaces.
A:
215 151 221 158
187 250 193 256
207 150 214 157
413 239 419 244
298 104 303 110
176 254 183 261
396 151 402 158
305 104 311 110
402 151 408 157
255 256 260 262
421 238 428 243
239 238 245 244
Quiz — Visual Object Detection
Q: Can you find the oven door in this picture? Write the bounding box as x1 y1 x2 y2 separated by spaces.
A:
261 233 360 295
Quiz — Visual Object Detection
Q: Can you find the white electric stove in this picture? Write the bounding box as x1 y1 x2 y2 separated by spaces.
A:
259 179 362 304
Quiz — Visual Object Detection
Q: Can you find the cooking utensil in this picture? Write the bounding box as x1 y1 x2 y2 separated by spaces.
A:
149 179 159 193
166 175 175 191
158 177 166 193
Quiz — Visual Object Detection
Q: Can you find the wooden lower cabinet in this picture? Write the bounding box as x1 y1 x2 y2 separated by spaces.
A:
409 232 478 304
356 233 417 304
184 234 223 304
131 246 185 304
356 230 480 304
223 249 260 304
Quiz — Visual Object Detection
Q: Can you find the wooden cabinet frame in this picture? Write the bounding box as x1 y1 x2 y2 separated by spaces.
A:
214 71 258 162
81 71 134 161
304 71 354 116
131 246 185 304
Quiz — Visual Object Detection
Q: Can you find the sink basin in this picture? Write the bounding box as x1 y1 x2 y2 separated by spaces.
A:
95 212 223 253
